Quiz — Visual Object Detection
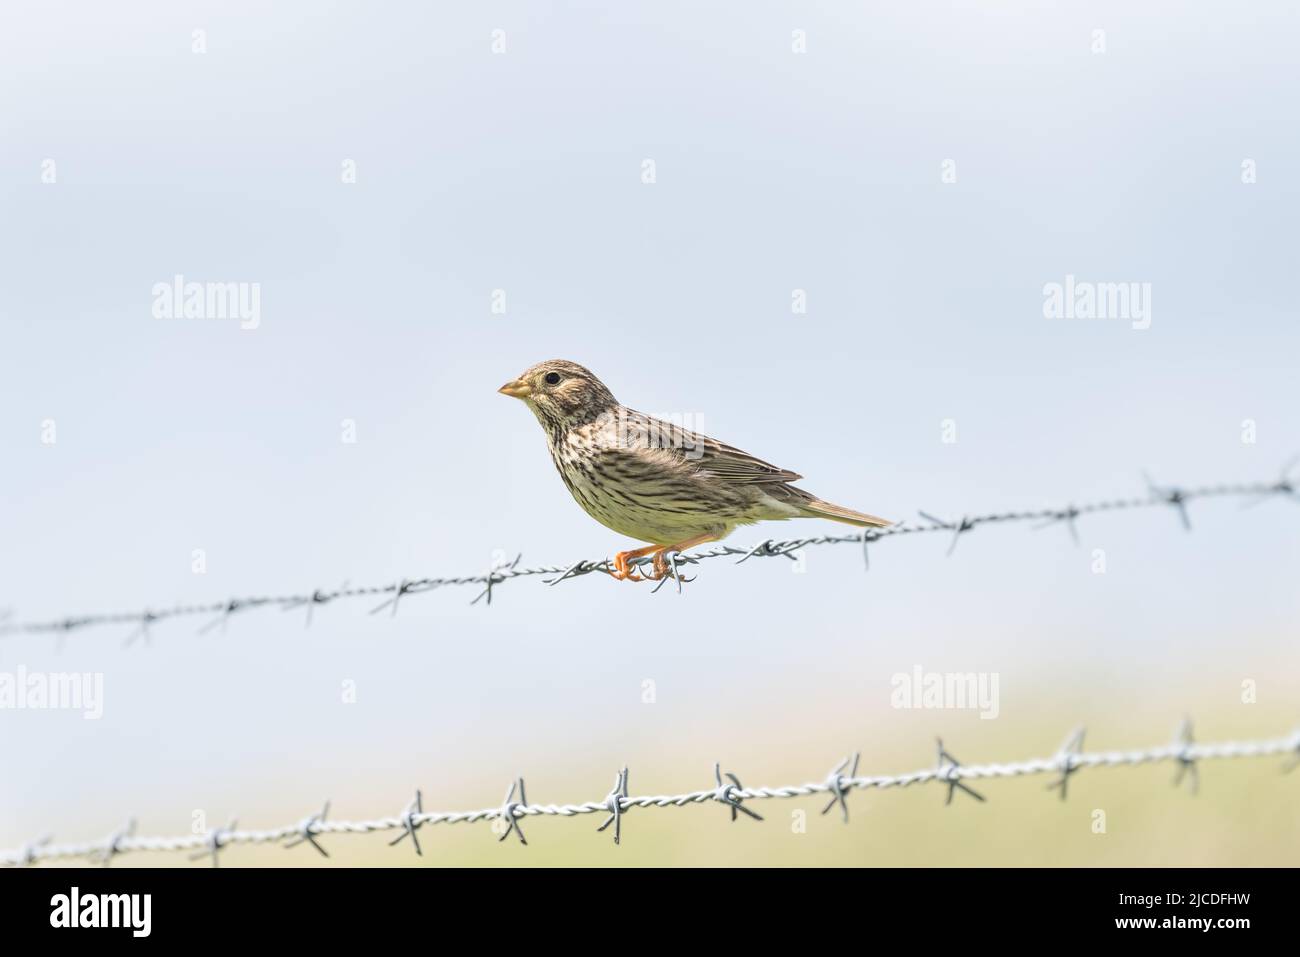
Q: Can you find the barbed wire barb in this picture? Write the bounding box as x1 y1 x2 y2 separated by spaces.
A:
713 763 763 822
369 580 410 618
596 766 630 845
287 582 349 629
650 551 697 594
96 818 137 867
472 555 521 606
1046 728 1087 800
821 753 860 822
497 777 528 845
917 511 977 556
122 610 155 649
284 800 332 857
734 539 795 565
936 739 986 805
388 790 425 856
1243 456 1300 509
189 817 237 868
1144 472 1191 531
543 559 604 586
1172 718 1199 794
198 598 241 636
1033 505 1081 545
1278 456 1300 502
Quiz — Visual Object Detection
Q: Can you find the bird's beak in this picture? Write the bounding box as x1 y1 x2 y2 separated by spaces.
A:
498 378 532 399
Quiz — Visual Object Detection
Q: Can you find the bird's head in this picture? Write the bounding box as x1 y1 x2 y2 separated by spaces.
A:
498 360 618 431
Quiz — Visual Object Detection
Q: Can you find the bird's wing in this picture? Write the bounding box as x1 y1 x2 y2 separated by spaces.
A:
621 409 802 485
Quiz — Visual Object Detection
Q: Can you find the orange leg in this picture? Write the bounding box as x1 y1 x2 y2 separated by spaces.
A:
610 544 660 582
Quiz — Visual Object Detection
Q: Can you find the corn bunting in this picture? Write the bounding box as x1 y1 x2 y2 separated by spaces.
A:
499 360 891 581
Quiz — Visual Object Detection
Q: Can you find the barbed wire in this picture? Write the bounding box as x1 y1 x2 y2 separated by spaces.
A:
4 719 1296 866
1 465 1296 643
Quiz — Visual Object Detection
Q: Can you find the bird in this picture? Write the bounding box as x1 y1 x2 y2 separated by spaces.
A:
498 360 891 582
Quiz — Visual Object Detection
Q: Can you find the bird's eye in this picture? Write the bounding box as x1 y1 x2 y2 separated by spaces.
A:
544 371 562 385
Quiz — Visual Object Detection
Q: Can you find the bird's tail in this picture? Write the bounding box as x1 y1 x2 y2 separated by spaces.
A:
798 497 892 529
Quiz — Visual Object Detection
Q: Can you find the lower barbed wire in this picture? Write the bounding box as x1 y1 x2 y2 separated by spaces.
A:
7 725 1296 866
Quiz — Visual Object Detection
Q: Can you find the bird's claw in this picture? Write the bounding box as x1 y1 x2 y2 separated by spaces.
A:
610 552 645 582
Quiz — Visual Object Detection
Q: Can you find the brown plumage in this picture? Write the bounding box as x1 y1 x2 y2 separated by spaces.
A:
499 360 891 581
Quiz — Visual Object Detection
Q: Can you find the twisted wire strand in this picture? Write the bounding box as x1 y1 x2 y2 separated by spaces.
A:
2 472 1295 640
5 726 1297 866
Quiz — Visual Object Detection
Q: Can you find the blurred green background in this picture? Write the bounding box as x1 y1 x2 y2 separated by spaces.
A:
37 666 1299 868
